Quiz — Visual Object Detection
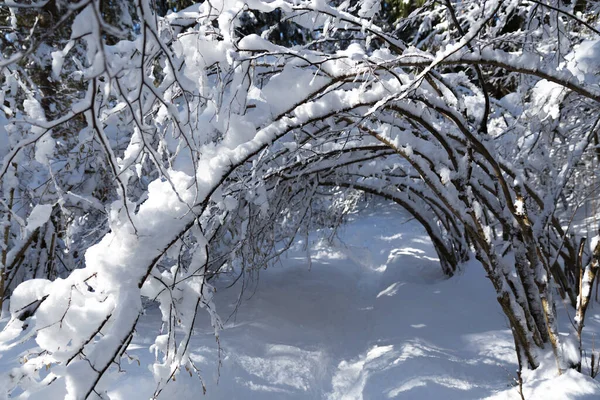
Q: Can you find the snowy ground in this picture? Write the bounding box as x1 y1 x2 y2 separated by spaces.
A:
105 202 600 399
4 203 600 399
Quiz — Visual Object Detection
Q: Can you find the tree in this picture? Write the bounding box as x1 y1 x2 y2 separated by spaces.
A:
1 0 600 398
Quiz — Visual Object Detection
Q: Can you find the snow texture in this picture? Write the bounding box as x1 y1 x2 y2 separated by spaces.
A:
27 203 591 400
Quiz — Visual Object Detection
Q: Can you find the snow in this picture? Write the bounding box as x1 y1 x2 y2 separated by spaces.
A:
0 112 8 160
25 204 53 232
51 42 75 79
70 5 95 40
358 0 381 19
7 279 51 317
1 1 600 398
338 43 366 62
528 80 565 121
46 202 595 400
566 40 600 83
514 198 525 215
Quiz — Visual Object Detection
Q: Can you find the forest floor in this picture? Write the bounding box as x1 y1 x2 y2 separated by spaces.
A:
107 201 600 399
6 202 600 399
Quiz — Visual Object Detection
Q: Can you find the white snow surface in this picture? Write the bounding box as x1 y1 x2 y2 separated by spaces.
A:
0 112 8 160
2 203 600 399
566 39 600 83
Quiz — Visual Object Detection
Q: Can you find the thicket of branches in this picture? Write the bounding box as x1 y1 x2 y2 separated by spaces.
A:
1 0 600 398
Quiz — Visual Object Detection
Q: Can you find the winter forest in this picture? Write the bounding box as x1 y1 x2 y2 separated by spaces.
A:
0 0 600 398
